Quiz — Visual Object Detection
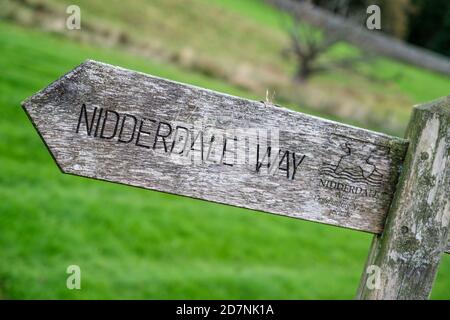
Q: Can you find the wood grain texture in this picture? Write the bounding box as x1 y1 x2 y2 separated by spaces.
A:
22 60 408 233
356 96 450 299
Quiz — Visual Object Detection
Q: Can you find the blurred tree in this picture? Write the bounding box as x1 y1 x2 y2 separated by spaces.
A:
283 0 370 82
407 0 450 56
283 21 338 81
274 0 450 78
313 0 450 56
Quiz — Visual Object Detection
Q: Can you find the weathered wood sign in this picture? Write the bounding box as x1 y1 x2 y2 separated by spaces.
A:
21 60 450 299
22 60 408 234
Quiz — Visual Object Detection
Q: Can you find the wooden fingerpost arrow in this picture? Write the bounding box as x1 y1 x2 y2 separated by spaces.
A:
21 60 449 299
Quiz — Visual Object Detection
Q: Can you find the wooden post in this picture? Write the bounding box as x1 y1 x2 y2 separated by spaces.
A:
356 97 450 300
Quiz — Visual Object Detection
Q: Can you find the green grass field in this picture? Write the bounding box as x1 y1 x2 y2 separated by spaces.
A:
0 0 449 299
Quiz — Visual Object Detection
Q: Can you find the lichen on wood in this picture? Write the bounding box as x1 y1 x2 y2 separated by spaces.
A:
357 96 450 300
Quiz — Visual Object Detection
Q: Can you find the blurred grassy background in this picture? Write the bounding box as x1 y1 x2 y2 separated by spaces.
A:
0 0 449 299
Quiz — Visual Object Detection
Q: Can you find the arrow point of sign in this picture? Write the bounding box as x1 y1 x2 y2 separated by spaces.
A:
21 59 92 108
21 60 96 174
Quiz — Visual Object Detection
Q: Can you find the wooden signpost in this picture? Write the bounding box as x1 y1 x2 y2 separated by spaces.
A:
22 60 449 299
